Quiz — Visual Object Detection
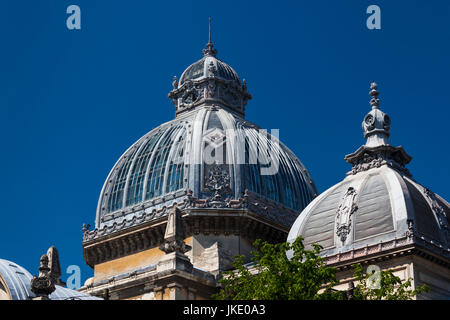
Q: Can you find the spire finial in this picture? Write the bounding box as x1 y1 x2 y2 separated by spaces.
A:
369 81 380 109
362 81 391 147
203 17 217 57
208 16 212 47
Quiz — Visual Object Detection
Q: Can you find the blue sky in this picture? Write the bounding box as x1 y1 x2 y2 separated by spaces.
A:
0 0 448 285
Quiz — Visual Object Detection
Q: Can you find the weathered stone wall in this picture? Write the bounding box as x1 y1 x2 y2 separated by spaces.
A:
93 246 165 282
191 234 253 274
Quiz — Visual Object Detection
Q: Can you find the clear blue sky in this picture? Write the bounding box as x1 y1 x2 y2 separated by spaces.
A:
0 0 448 285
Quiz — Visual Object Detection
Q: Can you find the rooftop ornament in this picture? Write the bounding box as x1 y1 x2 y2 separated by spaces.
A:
203 17 217 57
345 82 412 176
30 246 64 300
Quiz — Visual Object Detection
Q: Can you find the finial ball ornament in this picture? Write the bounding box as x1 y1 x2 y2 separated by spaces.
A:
362 82 391 145
369 82 380 108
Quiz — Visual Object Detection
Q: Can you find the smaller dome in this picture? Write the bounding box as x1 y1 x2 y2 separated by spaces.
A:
288 82 450 260
178 55 241 86
287 166 450 256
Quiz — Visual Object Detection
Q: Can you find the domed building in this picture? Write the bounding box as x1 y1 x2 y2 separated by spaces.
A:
80 33 317 300
288 83 450 299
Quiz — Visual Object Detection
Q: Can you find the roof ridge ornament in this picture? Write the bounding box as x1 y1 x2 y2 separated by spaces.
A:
203 17 218 57
30 246 64 300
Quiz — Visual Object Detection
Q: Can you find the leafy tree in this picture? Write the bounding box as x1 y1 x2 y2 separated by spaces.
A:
212 237 343 300
212 237 428 300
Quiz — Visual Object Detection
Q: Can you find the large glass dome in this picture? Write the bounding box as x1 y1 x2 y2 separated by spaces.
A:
96 107 317 227
93 44 317 233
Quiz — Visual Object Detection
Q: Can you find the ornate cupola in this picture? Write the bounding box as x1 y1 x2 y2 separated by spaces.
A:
288 82 450 299
80 21 317 300
168 18 251 118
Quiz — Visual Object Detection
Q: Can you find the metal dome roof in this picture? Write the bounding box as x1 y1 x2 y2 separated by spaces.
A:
287 166 450 256
0 259 101 300
288 82 450 260
95 106 317 230
179 55 241 86
178 19 240 87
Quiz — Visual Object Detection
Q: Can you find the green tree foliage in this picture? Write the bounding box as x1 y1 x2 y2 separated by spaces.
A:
213 237 428 300
212 237 343 300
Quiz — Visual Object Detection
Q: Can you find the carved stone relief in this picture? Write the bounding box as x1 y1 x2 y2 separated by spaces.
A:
336 187 358 243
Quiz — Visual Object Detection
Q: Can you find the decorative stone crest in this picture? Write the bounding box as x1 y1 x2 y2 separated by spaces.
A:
204 164 232 207
336 187 358 243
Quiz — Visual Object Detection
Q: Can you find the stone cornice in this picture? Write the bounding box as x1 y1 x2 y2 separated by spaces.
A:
79 267 216 300
84 190 299 243
82 210 288 268
324 235 450 271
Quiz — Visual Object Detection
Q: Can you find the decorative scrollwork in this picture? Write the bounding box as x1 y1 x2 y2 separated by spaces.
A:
204 164 232 207
349 149 411 177
351 152 384 175
205 164 231 196
364 114 375 130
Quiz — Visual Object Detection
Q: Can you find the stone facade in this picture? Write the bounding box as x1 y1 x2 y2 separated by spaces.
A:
80 204 287 299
